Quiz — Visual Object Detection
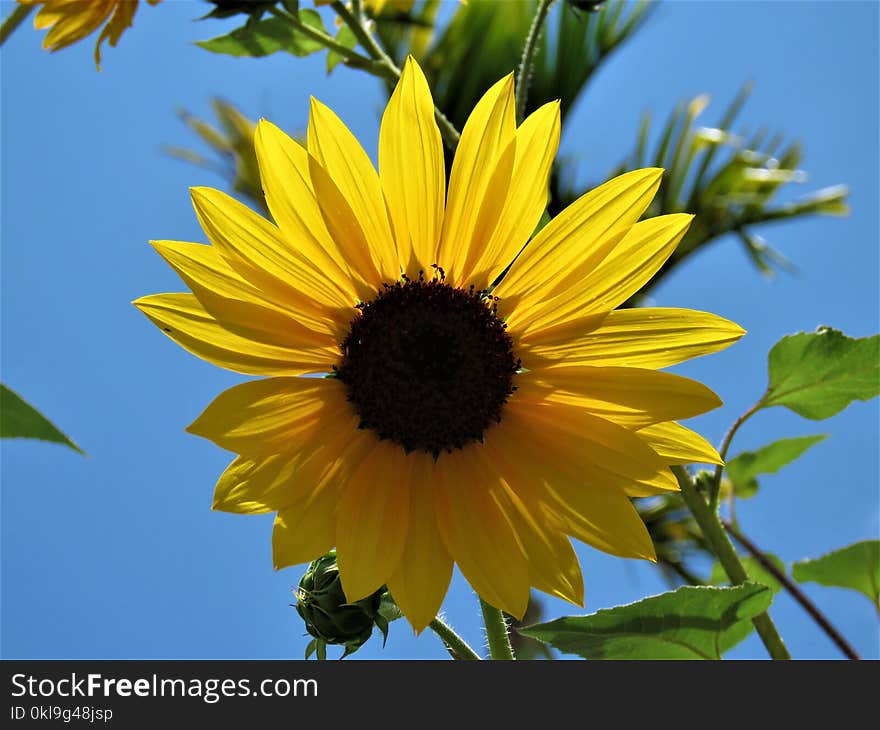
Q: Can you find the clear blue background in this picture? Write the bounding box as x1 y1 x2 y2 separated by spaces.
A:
2 0 877 660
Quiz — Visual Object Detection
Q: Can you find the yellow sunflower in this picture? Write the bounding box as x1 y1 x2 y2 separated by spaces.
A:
134 57 744 632
18 0 160 69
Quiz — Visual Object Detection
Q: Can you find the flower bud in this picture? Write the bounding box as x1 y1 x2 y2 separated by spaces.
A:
295 551 391 659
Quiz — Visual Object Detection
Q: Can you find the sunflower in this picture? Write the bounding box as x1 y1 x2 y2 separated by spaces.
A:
18 0 161 69
134 57 744 632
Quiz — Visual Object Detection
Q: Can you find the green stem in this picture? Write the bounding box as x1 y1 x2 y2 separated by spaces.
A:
330 0 461 150
269 5 377 67
515 0 555 122
480 599 515 660
429 616 482 660
710 398 764 511
672 465 791 660
723 520 861 660
0 4 32 46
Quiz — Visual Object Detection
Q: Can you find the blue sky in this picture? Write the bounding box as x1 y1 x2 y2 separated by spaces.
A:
1 1 877 660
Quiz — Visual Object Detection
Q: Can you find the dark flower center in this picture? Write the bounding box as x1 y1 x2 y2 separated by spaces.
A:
335 268 519 456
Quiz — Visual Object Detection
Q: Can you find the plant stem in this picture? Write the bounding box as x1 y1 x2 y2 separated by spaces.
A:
480 598 515 660
515 0 555 122
331 0 461 150
429 616 482 660
0 3 32 45
723 520 861 660
672 465 791 660
269 5 377 67
710 398 764 511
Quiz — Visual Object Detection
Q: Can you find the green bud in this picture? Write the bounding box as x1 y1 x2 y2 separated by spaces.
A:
295 551 391 659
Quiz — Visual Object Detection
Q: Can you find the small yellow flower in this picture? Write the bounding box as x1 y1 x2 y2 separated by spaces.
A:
135 57 744 632
17 0 161 69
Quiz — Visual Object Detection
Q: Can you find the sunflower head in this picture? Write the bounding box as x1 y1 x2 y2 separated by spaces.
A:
135 55 744 634
296 552 389 657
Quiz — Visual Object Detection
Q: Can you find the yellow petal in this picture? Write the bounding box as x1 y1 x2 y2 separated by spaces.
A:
435 448 530 619
500 484 584 607
37 1 110 52
517 365 723 427
465 100 562 290
493 398 677 500
272 484 340 570
335 441 411 602
212 420 370 514
252 120 371 303
437 73 516 285
94 0 136 68
189 185 354 319
132 293 335 376
307 154 385 289
521 307 746 369
308 97 399 283
150 240 339 346
511 213 693 336
379 56 445 278
495 168 663 322
386 452 453 633
637 421 723 466
186 376 352 457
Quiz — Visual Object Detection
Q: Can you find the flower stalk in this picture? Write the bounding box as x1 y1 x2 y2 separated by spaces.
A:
480 598 516 660
429 617 482 660
672 465 791 660
515 0 556 122
0 4 33 45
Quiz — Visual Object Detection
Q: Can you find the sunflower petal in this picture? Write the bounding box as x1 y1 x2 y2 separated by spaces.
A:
483 423 657 559
186 377 352 456
272 483 340 570
190 185 354 316
517 366 723 427
466 100 562 290
308 98 398 283
252 120 370 303
150 240 339 346
386 452 453 633
379 56 445 278
511 213 693 335
435 449 530 618
499 485 584 606
438 73 516 285
637 421 723 465
336 441 411 602
495 168 663 323
133 293 335 376
521 307 746 369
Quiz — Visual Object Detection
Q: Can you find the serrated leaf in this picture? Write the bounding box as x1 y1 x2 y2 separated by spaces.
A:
519 584 772 660
792 540 880 610
762 328 880 420
726 434 827 498
327 24 357 73
1 384 84 455
196 13 325 58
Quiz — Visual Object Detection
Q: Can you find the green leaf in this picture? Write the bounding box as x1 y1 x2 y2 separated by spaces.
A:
327 24 357 73
196 13 326 58
762 327 880 420
792 540 880 611
726 434 827 498
519 584 773 660
1 384 84 455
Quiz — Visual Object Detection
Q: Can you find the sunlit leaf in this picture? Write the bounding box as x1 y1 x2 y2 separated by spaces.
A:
726 434 827 499
327 24 358 73
763 328 880 420
792 541 880 611
196 13 326 58
519 584 773 659
0 384 84 455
